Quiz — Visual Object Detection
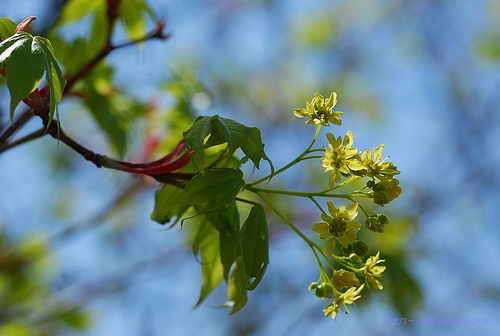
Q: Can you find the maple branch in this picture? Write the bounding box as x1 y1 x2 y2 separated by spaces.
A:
0 18 170 148
42 116 105 169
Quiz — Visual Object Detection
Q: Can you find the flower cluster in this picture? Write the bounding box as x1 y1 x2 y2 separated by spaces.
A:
294 92 343 126
293 92 397 320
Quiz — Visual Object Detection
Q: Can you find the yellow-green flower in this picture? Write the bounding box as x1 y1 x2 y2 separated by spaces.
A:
321 131 365 187
323 284 364 320
312 202 361 255
360 145 400 180
294 92 343 126
361 251 386 290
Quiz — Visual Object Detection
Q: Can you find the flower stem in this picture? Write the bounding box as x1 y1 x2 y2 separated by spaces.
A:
249 124 322 186
246 185 353 199
256 192 318 248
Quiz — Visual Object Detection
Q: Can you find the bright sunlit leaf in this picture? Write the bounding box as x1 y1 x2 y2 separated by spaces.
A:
0 18 16 41
0 32 66 120
193 218 224 307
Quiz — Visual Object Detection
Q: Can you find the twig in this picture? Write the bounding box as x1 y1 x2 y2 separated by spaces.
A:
0 108 33 143
0 127 47 153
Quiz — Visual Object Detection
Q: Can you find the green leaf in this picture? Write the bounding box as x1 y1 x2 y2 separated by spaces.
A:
34 36 67 127
193 218 224 307
183 115 213 167
154 168 244 214
241 204 269 290
55 0 104 26
0 18 16 41
241 127 274 172
119 0 155 40
206 201 240 234
88 9 109 54
151 184 189 225
0 34 27 64
4 34 45 117
0 33 66 121
226 256 249 314
50 37 89 74
83 86 128 157
207 201 240 280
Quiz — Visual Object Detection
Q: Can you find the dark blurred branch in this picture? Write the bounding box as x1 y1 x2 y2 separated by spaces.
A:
0 108 33 143
64 19 170 93
49 180 143 247
0 127 47 153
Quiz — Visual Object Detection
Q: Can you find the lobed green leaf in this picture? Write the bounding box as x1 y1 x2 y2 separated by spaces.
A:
0 32 66 121
183 115 273 172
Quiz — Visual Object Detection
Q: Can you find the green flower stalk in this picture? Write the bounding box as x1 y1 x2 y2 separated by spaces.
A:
312 201 362 255
321 131 365 187
294 92 343 126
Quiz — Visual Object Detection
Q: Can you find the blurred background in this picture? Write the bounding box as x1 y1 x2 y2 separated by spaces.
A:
1 0 500 335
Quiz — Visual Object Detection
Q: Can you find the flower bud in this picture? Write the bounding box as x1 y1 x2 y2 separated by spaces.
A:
352 240 370 259
309 281 333 299
348 253 363 264
365 216 385 233
332 269 360 289
341 244 353 256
